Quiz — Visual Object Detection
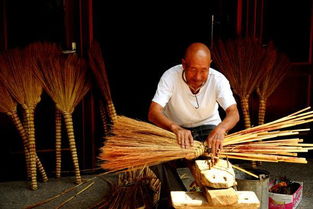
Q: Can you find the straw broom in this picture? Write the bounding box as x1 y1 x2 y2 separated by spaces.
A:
0 49 44 190
88 41 117 126
99 107 313 173
0 80 48 182
26 42 64 178
256 43 290 125
33 53 91 184
212 37 275 128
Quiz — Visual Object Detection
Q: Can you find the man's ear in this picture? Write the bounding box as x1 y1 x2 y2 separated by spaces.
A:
182 58 186 69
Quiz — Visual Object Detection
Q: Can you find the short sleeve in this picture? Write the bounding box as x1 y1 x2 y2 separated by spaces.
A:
152 70 174 107
216 77 237 110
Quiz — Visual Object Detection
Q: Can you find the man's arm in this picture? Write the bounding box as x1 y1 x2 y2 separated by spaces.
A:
148 101 194 148
206 104 240 157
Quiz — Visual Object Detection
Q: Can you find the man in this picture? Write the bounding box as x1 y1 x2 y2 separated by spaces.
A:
148 42 239 208
148 42 239 155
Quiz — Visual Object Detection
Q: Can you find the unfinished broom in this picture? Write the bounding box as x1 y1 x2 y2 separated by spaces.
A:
256 44 291 125
212 37 275 128
0 48 44 190
33 53 91 184
0 80 48 182
99 107 313 173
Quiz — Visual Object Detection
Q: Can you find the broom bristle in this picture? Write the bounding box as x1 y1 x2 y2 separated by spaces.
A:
0 48 42 108
0 81 17 113
34 54 91 113
99 108 313 172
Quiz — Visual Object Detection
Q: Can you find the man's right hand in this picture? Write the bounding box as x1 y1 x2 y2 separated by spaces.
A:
170 124 194 149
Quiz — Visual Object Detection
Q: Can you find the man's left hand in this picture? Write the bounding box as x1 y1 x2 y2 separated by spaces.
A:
206 126 226 162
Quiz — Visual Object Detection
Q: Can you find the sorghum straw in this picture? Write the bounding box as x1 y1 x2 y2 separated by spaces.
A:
99 107 313 173
0 48 43 190
33 53 91 184
212 37 275 128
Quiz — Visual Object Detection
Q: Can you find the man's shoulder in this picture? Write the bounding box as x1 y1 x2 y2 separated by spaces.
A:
209 68 227 80
162 64 183 78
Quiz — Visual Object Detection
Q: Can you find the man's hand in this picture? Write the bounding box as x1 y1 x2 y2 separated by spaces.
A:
171 124 194 149
206 126 226 160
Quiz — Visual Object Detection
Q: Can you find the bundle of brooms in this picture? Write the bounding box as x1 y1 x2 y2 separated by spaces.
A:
99 107 313 173
212 37 277 129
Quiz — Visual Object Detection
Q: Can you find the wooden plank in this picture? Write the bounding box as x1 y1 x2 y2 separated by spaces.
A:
171 191 260 209
192 159 236 188
202 187 238 206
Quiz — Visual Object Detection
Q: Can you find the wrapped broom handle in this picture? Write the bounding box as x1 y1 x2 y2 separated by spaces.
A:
185 142 209 160
185 141 214 160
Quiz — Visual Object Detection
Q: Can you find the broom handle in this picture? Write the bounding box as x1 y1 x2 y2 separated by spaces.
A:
99 100 109 136
107 100 117 123
240 96 251 128
25 108 38 190
9 111 48 182
55 108 62 178
63 111 81 184
258 97 267 125
22 110 31 180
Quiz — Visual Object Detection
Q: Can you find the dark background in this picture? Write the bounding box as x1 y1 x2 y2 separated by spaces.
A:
0 0 312 181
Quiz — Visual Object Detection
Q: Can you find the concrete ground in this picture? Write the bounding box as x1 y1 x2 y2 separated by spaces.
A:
0 159 312 209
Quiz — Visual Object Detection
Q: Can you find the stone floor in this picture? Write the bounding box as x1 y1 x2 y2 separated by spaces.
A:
0 159 312 209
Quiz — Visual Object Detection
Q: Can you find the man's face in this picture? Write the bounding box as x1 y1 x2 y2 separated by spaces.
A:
182 55 211 92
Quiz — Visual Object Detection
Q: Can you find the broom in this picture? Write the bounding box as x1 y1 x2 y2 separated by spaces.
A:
212 37 275 128
88 41 117 126
0 80 47 182
26 42 65 178
256 43 291 125
33 53 91 184
99 107 313 173
0 48 44 190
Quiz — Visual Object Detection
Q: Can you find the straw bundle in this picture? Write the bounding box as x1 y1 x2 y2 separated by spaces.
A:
26 42 66 178
99 107 313 173
212 37 275 128
0 80 48 182
91 167 160 209
256 43 291 125
33 53 91 184
0 48 44 190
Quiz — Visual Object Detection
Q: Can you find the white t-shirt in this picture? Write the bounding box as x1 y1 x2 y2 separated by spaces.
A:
152 64 236 128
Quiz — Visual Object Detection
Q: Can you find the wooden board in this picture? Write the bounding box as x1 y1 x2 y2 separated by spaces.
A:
202 187 238 206
192 160 236 189
171 191 260 209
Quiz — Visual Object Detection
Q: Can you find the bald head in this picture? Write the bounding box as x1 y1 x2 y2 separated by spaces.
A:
184 42 211 62
182 43 212 93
